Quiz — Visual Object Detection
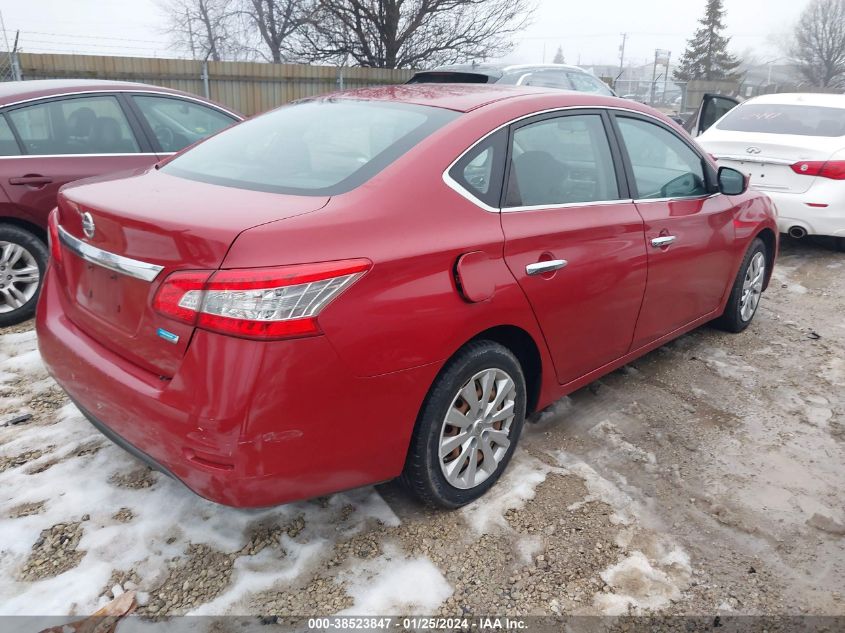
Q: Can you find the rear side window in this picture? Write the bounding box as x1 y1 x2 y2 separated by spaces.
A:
716 103 845 137
508 70 572 89
7 95 140 155
132 95 235 152
616 117 707 199
447 129 507 208
163 100 458 195
0 116 20 156
505 114 620 207
566 72 614 96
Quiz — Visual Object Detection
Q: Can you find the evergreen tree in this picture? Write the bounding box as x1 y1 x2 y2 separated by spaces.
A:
674 0 742 81
553 46 565 64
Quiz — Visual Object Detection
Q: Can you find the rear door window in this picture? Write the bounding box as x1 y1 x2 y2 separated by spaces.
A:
716 103 845 137
131 95 236 152
505 113 621 207
7 95 140 155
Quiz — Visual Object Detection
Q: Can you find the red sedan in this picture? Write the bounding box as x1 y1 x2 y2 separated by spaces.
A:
0 79 241 326
36 85 778 508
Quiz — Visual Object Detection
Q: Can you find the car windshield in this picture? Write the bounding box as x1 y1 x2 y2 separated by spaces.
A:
162 99 458 195
716 103 845 137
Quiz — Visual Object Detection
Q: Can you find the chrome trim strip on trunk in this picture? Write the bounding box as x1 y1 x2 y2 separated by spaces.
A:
712 154 795 166
57 225 164 282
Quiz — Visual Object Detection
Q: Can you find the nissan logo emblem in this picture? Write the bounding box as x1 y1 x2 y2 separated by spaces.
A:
80 211 96 239
746 147 762 155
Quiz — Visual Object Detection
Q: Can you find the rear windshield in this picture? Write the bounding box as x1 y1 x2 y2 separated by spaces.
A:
498 70 614 96
162 100 458 195
716 103 845 137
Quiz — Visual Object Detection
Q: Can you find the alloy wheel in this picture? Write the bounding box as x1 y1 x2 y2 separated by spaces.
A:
739 251 765 322
0 241 40 314
438 368 517 490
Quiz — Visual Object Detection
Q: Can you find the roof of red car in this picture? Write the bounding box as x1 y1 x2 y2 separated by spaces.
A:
0 79 209 107
329 83 573 113
327 83 648 115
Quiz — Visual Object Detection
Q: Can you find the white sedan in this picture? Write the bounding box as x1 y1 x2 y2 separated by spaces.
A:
698 93 845 250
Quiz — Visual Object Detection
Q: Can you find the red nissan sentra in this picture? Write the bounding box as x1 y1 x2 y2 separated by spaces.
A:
36 85 778 508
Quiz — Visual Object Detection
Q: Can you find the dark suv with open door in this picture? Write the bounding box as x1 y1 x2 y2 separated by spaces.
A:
0 79 241 326
684 93 740 137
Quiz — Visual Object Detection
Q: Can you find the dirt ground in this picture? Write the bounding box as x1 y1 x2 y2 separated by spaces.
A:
0 236 843 619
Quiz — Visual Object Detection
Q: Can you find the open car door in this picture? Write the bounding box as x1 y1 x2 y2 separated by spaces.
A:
684 93 740 137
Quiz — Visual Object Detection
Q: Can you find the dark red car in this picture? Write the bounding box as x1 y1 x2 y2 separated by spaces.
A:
37 84 777 508
0 79 241 326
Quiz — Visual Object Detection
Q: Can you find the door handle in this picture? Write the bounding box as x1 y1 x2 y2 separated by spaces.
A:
9 175 53 186
651 235 677 248
526 259 568 276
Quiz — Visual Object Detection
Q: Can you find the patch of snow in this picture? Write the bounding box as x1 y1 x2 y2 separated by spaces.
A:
594 549 691 615
461 453 558 533
338 544 452 615
588 421 656 466
699 349 758 386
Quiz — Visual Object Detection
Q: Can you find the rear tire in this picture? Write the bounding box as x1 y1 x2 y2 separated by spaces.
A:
835 236 845 253
0 224 47 328
400 340 527 509
714 238 767 333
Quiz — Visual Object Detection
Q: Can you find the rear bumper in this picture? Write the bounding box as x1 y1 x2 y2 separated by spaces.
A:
761 188 845 237
36 264 438 507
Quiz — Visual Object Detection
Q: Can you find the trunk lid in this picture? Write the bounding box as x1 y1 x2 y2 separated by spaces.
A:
700 131 845 194
56 168 329 377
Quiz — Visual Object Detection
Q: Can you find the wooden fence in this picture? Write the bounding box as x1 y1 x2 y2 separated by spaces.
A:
15 53 415 116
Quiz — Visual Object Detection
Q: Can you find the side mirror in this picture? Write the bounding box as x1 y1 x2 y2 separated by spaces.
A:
718 166 748 195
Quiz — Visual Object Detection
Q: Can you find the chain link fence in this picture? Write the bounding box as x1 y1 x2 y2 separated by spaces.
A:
0 50 21 82
612 79 690 113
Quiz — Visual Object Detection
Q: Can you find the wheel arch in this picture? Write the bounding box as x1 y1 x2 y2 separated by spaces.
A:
0 217 47 243
468 324 543 415
754 227 777 290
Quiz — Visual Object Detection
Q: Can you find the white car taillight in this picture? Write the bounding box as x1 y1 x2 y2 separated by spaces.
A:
153 259 371 339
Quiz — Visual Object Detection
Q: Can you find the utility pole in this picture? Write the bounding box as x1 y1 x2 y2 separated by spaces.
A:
618 33 627 78
650 49 659 105
663 51 671 104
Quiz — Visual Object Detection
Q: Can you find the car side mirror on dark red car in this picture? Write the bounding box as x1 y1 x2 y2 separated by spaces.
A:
718 166 748 195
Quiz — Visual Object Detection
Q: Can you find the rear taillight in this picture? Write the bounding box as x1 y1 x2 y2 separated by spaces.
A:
790 160 845 180
153 259 371 340
47 209 62 265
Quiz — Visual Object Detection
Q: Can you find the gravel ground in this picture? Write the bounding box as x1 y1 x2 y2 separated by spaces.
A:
0 236 843 619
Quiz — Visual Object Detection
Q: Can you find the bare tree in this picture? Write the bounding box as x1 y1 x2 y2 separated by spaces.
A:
161 0 239 60
297 0 534 69
239 0 316 62
791 0 845 89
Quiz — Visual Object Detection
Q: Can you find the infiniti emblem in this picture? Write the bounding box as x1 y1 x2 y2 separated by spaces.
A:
80 211 96 239
746 146 762 155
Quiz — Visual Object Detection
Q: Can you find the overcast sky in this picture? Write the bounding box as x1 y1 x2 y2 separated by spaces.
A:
0 0 813 67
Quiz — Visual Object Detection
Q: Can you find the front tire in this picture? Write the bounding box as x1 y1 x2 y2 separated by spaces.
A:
400 340 527 509
0 224 47 328
715 237 767 333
